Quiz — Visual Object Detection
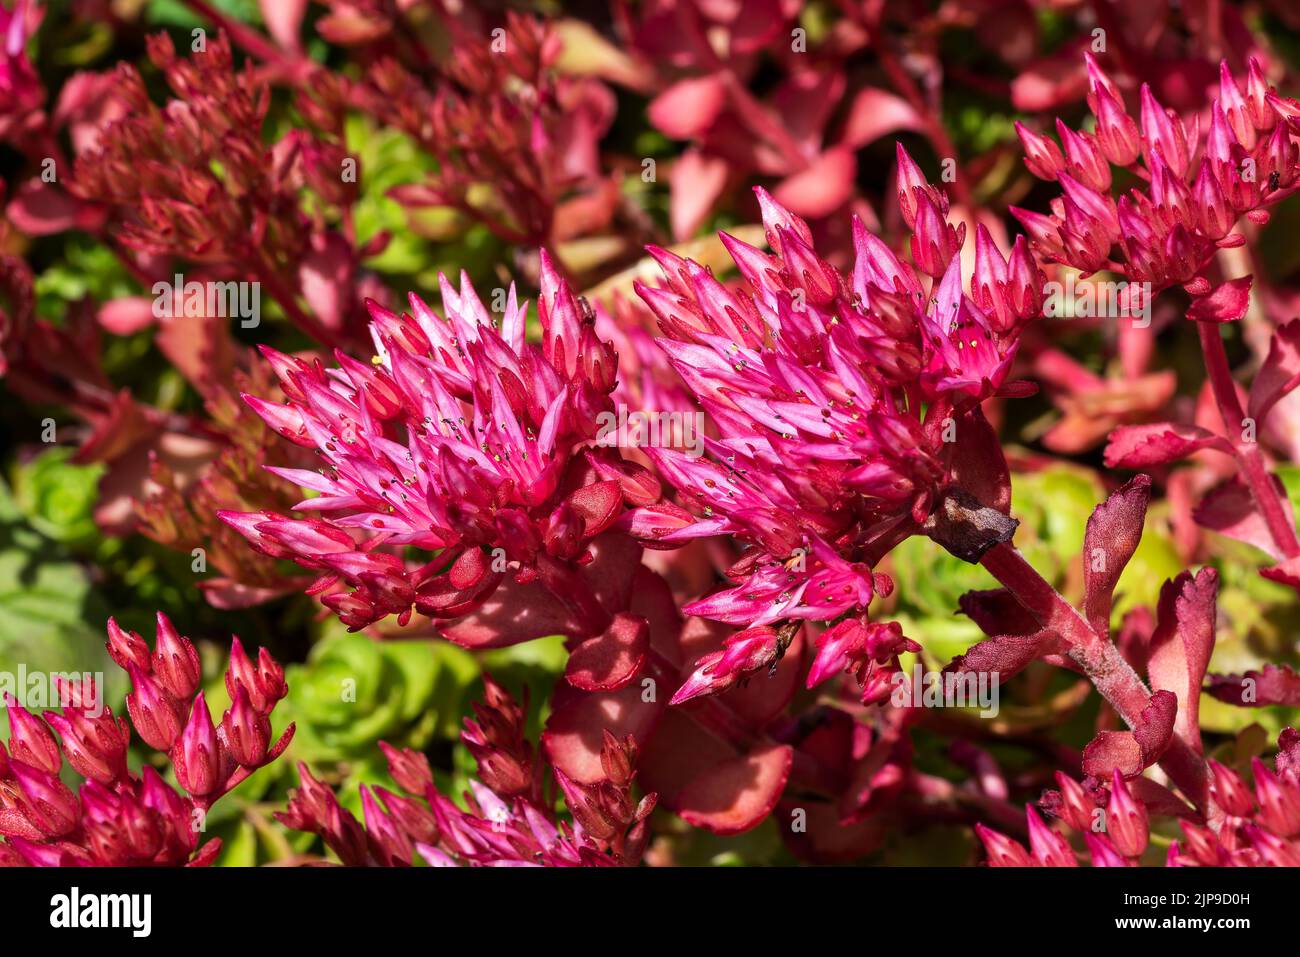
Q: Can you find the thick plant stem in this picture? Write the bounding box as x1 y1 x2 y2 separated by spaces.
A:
1198 321 1300 559
980 542 1208 810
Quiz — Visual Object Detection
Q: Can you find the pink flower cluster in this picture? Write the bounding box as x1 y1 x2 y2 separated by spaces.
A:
0 615 293 866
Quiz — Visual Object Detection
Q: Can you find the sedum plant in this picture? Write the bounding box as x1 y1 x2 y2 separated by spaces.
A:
3 0 1300 870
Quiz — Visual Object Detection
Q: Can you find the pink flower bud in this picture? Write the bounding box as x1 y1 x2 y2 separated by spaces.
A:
1092 88 1141 166
1084 832 1131 867
1219 60 1257 149
1026 804 1077 866
1192 163 1235 239
361 785 413 866
1139 84 1191 177
910 193 965 278
152 611 201 700
1245 57 1276 133
126 664 185 751
1208 759 1255 817
377 786 439 845
1056 120 1111 192
3 694 61 775
1245 824 1300 866
1053 772 1097 832
106 617 151 672
1015 121 1066 181
974 823 1032 866
225 636 286 714
221 685 271 767
1106 770 1149 858
255 647 288 709
1253 758 1300 837
174 692 221 798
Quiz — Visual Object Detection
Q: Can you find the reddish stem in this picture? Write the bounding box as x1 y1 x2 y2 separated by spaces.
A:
980 541 1208 809
1197 321 1300 559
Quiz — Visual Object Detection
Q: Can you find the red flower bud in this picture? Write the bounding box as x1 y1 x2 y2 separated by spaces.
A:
221 685 271 767
173 692 221 798
379 741 434 795
3 694 61 775
152 611 201 700
106 617 152 672
1253 758 1300 837
1106 771 1149 859
974 823 1032 866
1209 759 1255 817
126 664 185 751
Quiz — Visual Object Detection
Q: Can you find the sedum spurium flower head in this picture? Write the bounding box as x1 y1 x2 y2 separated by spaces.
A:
221 254 654 631
1012 53 1300 289
278 676 654 866
977 732 1300 867
623 158 1039 699
0 613 293 867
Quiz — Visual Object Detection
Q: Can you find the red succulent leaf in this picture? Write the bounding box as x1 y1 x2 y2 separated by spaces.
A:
1082 690 1178 778
1082 475 1151 637
1146 569 1218 753
564 481 624 539
1103 422 1233 468
96 296 157 335
542 662 669 784
946 406 1012 515
958 588 1042 637
1261 556 1300 590
1206 664 1300 708
1194 477 1289 560
778 799 888 863
1186 276 1252 323
439 533 639 648
669 149 729 241
1248 319 1300 425
772 146 857 219
946 630 1066 680
564 613 650 692
839 86 925 149
647 74 727 139
676 743 793 836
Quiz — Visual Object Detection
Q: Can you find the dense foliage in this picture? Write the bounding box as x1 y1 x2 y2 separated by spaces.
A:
3 0 1300 867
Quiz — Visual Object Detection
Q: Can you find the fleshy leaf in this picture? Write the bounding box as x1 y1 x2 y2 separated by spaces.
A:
1248 319 1300 424
676 743 793 836
1206 664 1300 707
1082 689 1178 778
1082 475 1151 637
564 613 649 692
1146 569 1218 754
1186 276 1252 323
1104 423 1233 468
